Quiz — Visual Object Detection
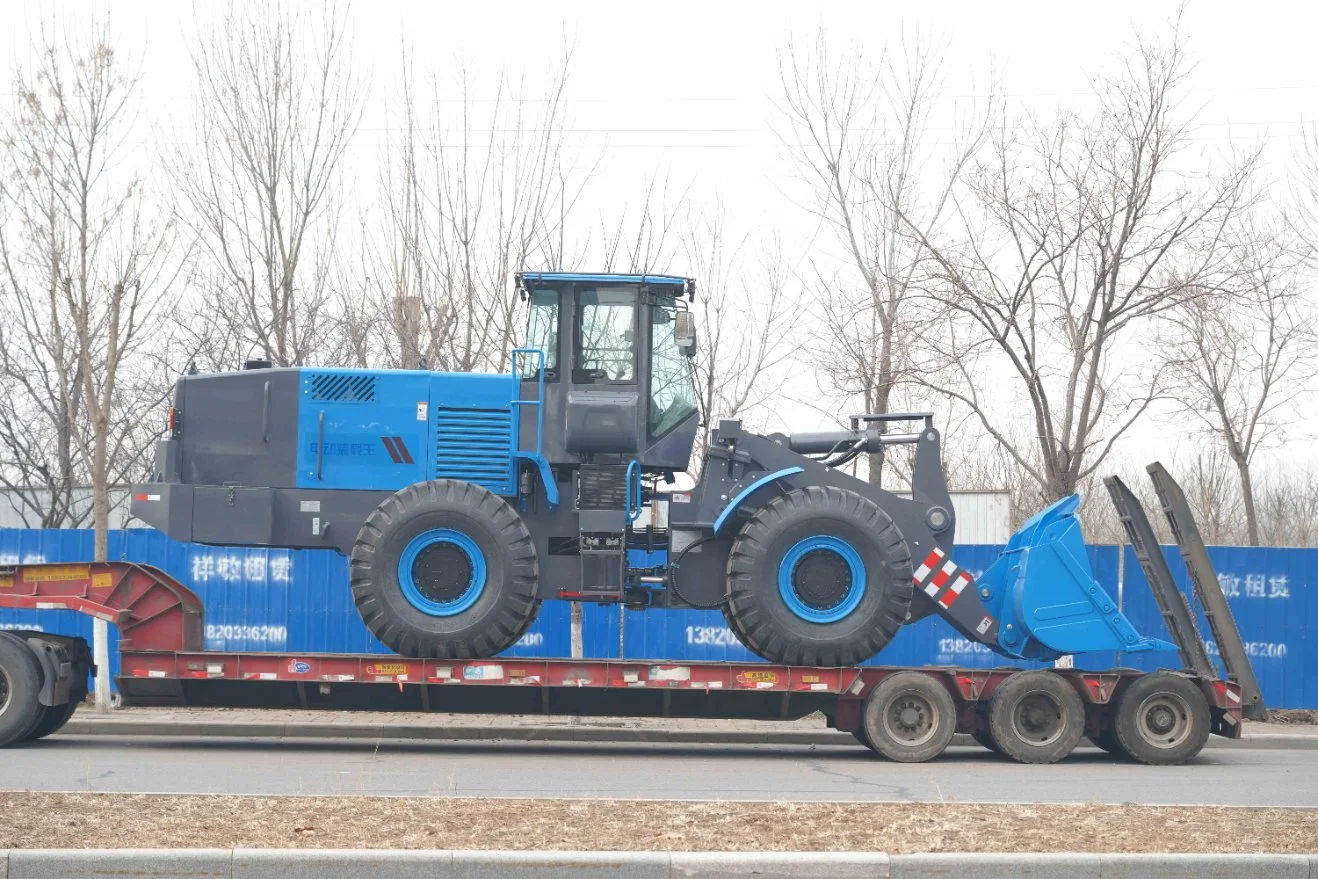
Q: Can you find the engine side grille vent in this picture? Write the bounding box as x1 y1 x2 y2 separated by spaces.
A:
307 372 377 403
434 407 515 495
578 464 629 511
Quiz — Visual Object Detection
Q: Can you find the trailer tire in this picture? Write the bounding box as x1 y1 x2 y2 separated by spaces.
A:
851 725 878 753
351 479 540 659
1090 728 1130 758
861 671 957 762
988 670 1085 764
971 730 1002 754
723 486 913 667
1113 672 1210 765
24 700 78 742
0 633 44 747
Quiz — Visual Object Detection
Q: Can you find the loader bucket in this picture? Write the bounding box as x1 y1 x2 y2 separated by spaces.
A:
977 495 1177 661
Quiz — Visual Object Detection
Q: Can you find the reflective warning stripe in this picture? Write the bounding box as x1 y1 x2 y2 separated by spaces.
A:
913 547 944 582
930 559 956 589
939 571 972 609
912 551 973 611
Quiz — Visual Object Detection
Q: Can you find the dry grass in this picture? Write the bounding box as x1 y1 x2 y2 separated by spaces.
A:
1 793 1314 853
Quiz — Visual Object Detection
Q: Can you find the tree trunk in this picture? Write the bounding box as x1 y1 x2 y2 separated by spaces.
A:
867 451 884 488
1235 456 1260 547
92 428 112 713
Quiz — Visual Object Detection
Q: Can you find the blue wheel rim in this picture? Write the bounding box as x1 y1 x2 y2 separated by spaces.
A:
398 528 487 616
777 535 866 624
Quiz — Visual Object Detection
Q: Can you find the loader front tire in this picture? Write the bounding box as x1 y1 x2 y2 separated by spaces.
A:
351 479 540 659
723 486 913 667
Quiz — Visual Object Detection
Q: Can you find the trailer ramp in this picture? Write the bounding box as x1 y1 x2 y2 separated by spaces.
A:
1103 467 1266 722
1147 462 1267 721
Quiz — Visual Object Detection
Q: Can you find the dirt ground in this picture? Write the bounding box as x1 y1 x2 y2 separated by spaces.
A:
1 792 1314 853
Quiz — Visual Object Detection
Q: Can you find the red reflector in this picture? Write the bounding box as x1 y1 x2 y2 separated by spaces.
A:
167 406 177 432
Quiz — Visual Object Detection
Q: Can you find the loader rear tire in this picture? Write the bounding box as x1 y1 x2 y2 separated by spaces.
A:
861 671 958 762
0 633 44 747
723 486 913 667
988 670 1085 764
1113 672 1210 765
350 479 540 659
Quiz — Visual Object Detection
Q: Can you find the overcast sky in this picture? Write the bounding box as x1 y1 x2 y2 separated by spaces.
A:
2 0 1315 474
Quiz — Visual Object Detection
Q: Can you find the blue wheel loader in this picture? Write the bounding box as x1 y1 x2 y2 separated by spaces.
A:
132 272 1179 670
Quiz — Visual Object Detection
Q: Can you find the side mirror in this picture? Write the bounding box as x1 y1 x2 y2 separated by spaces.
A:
674 312 698 357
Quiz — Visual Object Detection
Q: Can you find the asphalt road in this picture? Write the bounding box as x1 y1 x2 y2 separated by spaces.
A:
5 735 1315 807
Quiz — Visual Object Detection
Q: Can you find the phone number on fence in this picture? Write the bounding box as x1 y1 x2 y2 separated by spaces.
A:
685 626 741 647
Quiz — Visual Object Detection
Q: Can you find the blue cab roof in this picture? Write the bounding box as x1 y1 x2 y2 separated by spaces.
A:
518 272 690 286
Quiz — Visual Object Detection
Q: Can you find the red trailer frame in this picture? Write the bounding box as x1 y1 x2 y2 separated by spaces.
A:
0 560 1245 763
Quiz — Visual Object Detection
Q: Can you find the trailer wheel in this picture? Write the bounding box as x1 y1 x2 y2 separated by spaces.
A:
0 633 44 747
351 479 540 658
861 671 957 762
1113 672 1210 765
24 701 78 742
851 725 879 753
724 486 913 666
971 730 1002 754
1089 728 1129 758
988 670 1085 764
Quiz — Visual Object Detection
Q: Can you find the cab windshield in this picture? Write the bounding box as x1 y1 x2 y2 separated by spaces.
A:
649 298 697 439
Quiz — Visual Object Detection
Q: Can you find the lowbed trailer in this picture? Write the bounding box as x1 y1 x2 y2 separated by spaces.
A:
0 468 1263 765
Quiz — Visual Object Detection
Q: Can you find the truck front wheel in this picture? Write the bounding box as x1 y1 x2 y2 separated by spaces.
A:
0 633 43 747
350 479 540 658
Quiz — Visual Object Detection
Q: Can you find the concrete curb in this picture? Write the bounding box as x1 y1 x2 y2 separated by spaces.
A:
2 849 1316 878
57 717 1318 750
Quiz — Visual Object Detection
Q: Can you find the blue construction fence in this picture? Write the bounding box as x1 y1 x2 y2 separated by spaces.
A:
0 529 1312 708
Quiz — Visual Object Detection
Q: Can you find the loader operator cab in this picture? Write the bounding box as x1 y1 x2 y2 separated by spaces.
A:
516 273 700 476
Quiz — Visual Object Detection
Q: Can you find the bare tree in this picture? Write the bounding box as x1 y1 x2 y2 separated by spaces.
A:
908 31 1256 505
357 51 584 372
173 2 361 369
680 208 801 462
780 33 989 487
598 176 687 274
1161 232 1315 544
0 30 175 555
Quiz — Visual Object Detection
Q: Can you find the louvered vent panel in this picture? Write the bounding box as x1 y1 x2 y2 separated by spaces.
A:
434 407 515 495
307 372 377 403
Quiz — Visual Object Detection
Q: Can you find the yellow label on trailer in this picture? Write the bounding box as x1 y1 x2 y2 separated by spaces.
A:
367 663 408 676
92 572 113 590
737 670 778 686
23 564 90 583
0 575 12 588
